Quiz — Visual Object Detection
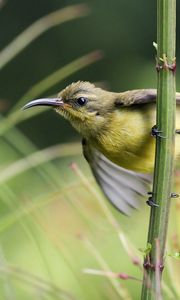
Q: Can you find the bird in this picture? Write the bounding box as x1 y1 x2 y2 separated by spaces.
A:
23 81 180 215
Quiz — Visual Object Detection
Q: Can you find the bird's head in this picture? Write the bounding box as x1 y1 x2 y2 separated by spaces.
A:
23 81 116 137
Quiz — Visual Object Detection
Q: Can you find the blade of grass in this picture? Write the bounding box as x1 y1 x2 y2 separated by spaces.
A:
0 263 75 300
70 163 142 266
11 50 103 112
0 183 101 298
82 237 132 300
0 127 79 285
0 180 85 233
0 142 81 184
0 4 89 70
0 184 57 284
0 247 16 300
0 0 6 10
0 117 78 188
0 128 60 189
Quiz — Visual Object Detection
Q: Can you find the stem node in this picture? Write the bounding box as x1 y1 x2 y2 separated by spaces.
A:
156 55 176 73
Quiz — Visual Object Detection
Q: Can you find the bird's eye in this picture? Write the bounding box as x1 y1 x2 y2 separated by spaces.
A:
76 97 87 106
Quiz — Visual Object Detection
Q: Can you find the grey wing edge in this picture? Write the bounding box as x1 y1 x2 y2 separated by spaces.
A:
82 139 152 215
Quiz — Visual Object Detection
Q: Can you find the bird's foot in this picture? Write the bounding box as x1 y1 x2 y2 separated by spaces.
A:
151 125 166 139
147 191 153 195
146 194 159 207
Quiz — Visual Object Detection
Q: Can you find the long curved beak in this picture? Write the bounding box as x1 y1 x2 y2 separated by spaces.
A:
22 98 64 110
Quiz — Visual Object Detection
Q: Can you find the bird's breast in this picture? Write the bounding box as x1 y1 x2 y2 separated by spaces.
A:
91 106 156 173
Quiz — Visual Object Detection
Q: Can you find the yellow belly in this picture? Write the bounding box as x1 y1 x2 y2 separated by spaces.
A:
93 105 180 173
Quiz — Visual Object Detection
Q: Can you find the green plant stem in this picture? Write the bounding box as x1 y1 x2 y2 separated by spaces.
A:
141 0 176 299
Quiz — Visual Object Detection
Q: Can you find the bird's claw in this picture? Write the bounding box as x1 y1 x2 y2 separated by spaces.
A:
151 125 166 139
147 191 153 195
146 196 159 207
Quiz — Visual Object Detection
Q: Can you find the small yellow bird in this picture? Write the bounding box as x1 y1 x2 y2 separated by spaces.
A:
23 81 180 214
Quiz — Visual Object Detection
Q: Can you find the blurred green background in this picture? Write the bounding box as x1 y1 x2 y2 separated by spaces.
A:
0 0 180 299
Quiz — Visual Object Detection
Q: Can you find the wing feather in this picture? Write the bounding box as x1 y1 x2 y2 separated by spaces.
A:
115 89 180 106
83 141 152 215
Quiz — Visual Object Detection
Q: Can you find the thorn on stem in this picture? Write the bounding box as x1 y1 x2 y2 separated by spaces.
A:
171 192 179 198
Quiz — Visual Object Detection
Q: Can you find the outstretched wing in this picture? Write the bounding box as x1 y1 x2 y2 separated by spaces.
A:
82 139 152 215
115 89 180 106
